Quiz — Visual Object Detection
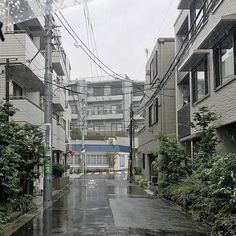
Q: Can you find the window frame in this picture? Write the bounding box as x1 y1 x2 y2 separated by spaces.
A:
150 51 158 84
148 104 153 127
192 56 209 104
213 31 236 89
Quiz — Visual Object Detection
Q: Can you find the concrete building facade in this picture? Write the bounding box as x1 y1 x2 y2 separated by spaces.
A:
175 0 236 157
137 38 176 181
0 18 72 171
68 78 145 137
68 78 145 171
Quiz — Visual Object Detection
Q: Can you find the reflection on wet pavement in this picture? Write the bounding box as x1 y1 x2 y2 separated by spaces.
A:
11 172 210 236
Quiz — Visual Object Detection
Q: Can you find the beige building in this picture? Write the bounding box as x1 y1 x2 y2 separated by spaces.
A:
0 17 72 166
175 0 236 157
137 38 176 181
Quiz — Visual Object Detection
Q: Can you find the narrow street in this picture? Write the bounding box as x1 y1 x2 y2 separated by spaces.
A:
12 173 210 236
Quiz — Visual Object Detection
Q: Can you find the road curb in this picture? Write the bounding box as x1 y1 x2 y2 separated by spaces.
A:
0 182 71 236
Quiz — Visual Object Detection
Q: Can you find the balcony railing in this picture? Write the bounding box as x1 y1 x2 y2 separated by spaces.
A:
178 103 191 139
10 98 44 125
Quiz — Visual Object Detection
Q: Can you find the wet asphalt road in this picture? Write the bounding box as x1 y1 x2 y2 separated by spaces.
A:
12 172 210 236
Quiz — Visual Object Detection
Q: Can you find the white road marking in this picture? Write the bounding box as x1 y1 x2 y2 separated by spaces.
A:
94 172 99 175
144 189 154 196
110 172 114 174
102 172 106 175
117 171 122 175
87 173 91 175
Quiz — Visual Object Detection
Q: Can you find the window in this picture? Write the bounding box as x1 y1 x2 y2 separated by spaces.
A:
148 104 153 127
62 119 66 130
104 86 111 96
111 104 122 114
93 106 99 115
192 57 208 103
119 155 125 167
13 82 23 98
154 98 158 124
93 87 104 96
142 154 145 169
70 104 77 114
148 98 158 127
150 51 158 83
214 32 236 88
86 154 109 166
111 82 122 95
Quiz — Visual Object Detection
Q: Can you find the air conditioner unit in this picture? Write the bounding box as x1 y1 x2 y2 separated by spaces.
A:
108 138 116 145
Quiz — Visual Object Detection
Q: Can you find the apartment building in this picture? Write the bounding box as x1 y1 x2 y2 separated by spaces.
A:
67 78 145 170
68 78 140 137
175 0 236 156
0 17 72 166
137 38 176 181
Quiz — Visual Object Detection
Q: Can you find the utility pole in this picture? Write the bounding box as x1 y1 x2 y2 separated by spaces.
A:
5 59 9 103
129 102 134 181
81 98 86 184
43 8 53 207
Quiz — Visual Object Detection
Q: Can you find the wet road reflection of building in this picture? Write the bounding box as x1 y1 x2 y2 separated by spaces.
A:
12 173 210 236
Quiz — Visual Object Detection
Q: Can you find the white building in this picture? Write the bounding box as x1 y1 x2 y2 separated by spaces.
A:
0 17 72 165
175 0 236 157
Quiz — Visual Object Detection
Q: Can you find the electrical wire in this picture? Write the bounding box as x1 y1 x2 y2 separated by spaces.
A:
138 0 215 112
57 11 131 82
55 12 151 99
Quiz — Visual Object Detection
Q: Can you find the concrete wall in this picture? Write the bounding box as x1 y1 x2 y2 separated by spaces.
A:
175 0 236 154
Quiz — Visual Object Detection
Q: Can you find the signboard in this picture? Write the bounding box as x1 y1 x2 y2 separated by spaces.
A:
43 123 52 176
43 123 51 150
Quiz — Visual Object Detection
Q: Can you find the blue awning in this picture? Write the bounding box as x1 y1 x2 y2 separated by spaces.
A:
71 144 129 153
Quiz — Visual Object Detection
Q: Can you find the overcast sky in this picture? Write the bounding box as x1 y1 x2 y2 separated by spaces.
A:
60 0 179 81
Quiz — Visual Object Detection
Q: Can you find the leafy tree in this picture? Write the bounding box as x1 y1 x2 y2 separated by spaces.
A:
191 106 219 168
153 135 188 184
71 128 82 140
0 146 20 202
13 124 45 195
0 103 44 199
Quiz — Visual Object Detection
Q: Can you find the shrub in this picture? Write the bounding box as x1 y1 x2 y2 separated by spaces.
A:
152 135 188 185
53 164 65 178
133 167 142 175
134 175 145 187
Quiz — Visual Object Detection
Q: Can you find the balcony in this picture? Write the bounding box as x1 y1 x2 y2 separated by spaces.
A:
87 95 123 103
87 113 123 121
10 98 44 125
52 50 71 77
178 103 191 139
0 32 45 81
53 88 66 112
200 14 236 49
178 0 203 9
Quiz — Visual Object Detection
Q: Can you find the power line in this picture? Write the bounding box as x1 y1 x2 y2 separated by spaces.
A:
138 0 214 112
55 12 152 99
57 11 131 82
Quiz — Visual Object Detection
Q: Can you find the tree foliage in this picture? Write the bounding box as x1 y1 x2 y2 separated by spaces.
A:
157 107 236 235
152 135 188 184
0 103 45 202
191 106 219 168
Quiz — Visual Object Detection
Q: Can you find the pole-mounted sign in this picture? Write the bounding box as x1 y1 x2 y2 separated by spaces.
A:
43 123 52 176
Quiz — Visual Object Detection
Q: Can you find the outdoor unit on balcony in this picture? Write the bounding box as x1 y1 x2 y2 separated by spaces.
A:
108 138 116 145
